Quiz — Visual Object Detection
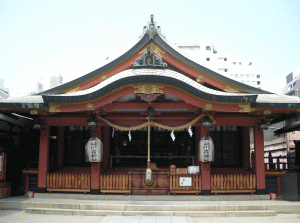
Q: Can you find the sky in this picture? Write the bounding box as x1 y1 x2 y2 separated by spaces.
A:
0 0 300 96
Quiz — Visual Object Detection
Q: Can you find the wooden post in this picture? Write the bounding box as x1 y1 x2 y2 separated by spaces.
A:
254 125 266 194
90 126 102 194
200 125 211 195
38 124 50 193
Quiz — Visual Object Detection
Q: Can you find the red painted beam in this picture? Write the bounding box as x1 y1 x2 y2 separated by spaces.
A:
78 54 142 91
161 53 235 92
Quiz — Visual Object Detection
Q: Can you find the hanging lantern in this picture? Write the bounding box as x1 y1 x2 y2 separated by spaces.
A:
198 136 215 162
201 116 213 128
85 137 103 162
147 106 155 117
86 117 99 128
259 120 269 130
33 118 45 130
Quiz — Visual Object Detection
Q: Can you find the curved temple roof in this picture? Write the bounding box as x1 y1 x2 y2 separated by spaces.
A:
2 69 300 111
2 15 300 114
36 16 270 96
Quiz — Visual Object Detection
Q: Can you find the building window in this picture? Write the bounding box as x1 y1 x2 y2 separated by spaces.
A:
251 74 255 78
257 75 260 78
241 80 244 83
224 58 227 61
257 81 261 85
225 69 228 72
233 62 236 65
246 74 249 78
206 58 210 61
240 74 244 78
249 62 252 65
235 74 238 78
231 74 233 77
239 62 242 65
206 46 211 50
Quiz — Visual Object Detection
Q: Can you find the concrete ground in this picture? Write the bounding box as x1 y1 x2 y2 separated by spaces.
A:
0 210 300 223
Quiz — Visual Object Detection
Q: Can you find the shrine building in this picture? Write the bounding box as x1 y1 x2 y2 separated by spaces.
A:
1 15 300 196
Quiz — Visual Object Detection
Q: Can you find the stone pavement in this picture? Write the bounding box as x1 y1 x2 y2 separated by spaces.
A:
1 195 300 222
1 210 300 223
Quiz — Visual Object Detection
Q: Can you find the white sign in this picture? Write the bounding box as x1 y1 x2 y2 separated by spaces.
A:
179 177 192 187
188 166 200 174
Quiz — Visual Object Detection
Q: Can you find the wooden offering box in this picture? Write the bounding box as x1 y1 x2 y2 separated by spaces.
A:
176 168 188 174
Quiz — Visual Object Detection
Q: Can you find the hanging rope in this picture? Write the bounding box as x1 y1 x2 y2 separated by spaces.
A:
147 117 150 162
97 114 216 131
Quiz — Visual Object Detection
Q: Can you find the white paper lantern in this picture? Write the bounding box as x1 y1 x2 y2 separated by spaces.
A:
198 136 214 162
85 137 103 162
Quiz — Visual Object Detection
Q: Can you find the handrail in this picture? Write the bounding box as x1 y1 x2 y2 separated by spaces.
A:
264 156 297 171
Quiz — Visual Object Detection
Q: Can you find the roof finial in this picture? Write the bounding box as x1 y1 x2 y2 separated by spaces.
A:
150 14 154 23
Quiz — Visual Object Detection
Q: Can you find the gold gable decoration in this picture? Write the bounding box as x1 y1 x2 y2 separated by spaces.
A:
205 103 213 110
49 104 61 113
64 86 80 94
197 75 204 84
86 103 94 110
133 85 164 94
239 105 256 113
224 86 242 93
139 43 165 57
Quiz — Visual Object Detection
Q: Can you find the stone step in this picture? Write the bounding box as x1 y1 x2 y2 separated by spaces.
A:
24 203 268 212
25 207 277 217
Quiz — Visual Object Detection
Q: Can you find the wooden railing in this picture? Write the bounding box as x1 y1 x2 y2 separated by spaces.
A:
47 173 90 193
169 174 201 195
265 156 296 172
100 174 131 195
211 174 256 194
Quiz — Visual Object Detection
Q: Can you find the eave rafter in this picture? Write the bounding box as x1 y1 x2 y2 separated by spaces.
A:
45 84 252 113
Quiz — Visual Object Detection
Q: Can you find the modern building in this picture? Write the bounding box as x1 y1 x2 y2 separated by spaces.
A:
0 79 9 101
177 43 262 88
50 74 63 89
36 82 43 94
263 68 300 159
1 15 300 197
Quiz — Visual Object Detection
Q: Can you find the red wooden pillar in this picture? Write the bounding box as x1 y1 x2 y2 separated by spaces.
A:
254 125 266 194
200 125 211 195
38 124 50 193
242 126 251 169
90 126 102 194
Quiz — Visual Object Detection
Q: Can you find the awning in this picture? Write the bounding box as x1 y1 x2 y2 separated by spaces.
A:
274 120 300 135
